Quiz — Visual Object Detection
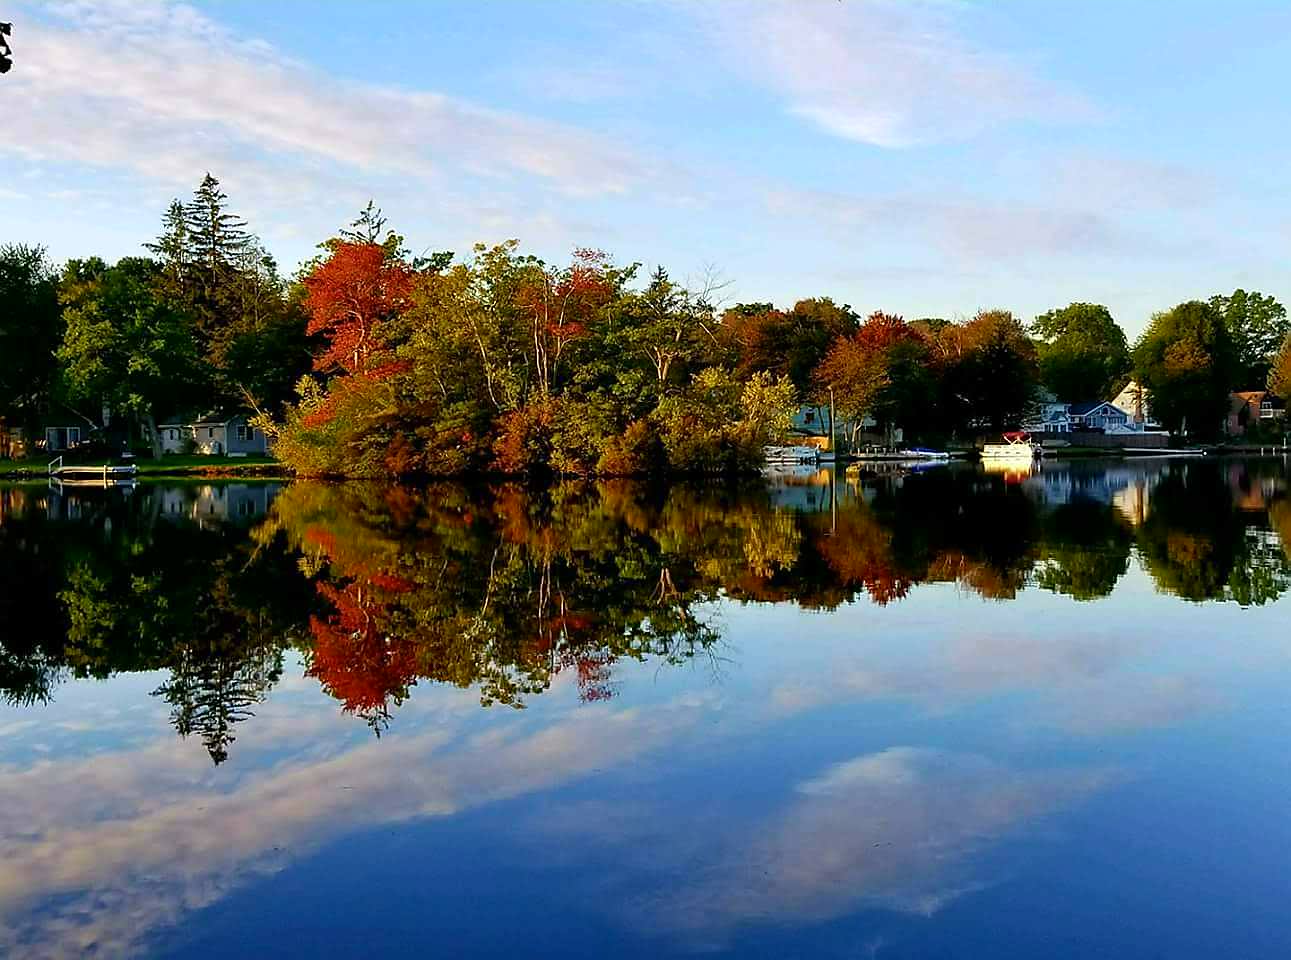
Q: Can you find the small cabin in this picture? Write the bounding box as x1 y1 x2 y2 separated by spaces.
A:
156 412 268 456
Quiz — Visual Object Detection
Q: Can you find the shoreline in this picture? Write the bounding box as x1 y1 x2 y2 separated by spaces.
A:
0 460 289 480
3 447 1284 482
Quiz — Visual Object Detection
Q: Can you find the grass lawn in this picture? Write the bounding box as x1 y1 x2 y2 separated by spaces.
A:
134 454 281 474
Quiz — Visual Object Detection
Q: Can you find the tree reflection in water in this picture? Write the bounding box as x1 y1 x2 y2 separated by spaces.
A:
0 459 1288 762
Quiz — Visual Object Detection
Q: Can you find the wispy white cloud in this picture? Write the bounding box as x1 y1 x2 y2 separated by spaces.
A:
7 0 649 213
0 693 707 960
764 184 1144 262
696 0 1092 147
531 746 1112 949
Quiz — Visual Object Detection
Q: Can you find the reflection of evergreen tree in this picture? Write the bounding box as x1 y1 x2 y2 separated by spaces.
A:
154 643 281 765
0 490 78 705
0 484 313 760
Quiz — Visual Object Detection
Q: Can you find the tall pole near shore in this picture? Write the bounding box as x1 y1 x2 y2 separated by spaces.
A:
829 385 836 456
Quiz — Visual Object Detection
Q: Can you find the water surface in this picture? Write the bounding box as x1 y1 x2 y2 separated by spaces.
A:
2 459 1290 958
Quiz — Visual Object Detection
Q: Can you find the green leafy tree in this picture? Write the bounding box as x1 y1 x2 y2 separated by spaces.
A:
57 257 204 457
1032 302 1130 402
653 367 795 473
1209 289 1288 389
0 244 62 429
618 266 715 393
953 309 1040 432
1268 332 1291 400
1133 300 1235 438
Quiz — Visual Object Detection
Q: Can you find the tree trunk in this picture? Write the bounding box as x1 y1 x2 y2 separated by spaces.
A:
144 410 163 460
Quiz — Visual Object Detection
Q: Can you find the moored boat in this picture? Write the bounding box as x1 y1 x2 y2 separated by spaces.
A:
897 447 953 460
762 445 821 465
980 432 1043 461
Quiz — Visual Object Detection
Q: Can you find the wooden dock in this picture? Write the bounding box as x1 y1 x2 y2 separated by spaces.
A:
47 456 138 482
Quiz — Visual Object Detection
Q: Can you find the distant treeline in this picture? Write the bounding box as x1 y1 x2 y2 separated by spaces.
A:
3 175 1289 475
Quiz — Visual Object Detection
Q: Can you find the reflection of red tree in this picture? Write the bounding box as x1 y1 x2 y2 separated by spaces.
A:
816 512 912 605
927 552 1023 600
307 581 419 721
523 606 617 703
572 650 615 703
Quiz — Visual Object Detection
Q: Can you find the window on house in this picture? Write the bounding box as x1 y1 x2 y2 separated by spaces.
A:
207 427 215 439
236 424 254 442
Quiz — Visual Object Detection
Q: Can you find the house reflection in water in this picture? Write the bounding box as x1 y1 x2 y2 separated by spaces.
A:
158 484 276 525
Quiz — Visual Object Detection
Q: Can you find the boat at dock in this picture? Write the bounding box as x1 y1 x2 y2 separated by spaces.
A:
762 445 821 465
980 432 1043 461
850 447 959 462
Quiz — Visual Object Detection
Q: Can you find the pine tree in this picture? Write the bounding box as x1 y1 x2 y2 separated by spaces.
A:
145 199 191 301
176 174 259 378
183 173 252 290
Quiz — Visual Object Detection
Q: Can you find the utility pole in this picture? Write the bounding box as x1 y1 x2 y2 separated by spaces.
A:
828 385 836 456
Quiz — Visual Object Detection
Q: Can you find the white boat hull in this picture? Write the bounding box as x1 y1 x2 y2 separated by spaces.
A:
980 443 1042 460
763 445 821 464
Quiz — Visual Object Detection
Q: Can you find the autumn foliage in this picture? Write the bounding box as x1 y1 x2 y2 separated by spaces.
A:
304 241 413 376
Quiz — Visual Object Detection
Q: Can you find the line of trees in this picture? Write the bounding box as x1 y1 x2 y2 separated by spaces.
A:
3 177 1289 474
2 174 310 457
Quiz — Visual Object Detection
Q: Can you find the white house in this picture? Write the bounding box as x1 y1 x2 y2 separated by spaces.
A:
1109 380 1160 428
1025 383 1168 437
1068 401 1137 433
156 411 269 456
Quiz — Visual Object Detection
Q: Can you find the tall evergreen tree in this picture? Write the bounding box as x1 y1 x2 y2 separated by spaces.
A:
144 199 191 302
183 173 252 287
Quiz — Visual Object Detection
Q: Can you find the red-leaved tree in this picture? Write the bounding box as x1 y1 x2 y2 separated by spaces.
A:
515 248 614 396
304 242 414 376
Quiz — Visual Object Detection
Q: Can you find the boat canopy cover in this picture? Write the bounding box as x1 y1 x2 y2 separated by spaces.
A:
1001 431 1031 442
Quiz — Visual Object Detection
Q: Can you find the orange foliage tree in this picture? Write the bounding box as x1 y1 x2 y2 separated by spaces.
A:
516 248 616 397
304 241 414 377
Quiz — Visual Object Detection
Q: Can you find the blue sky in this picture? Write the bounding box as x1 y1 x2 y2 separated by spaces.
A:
4 0 1291 337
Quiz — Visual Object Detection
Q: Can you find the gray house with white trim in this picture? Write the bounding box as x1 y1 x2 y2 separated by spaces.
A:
156 412 268 456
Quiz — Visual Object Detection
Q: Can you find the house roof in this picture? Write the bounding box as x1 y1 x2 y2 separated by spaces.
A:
34 404 97 430
157 409 251 427
1069 401 1123 417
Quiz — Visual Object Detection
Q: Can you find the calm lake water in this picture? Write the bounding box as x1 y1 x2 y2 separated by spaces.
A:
2 459 1290 958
